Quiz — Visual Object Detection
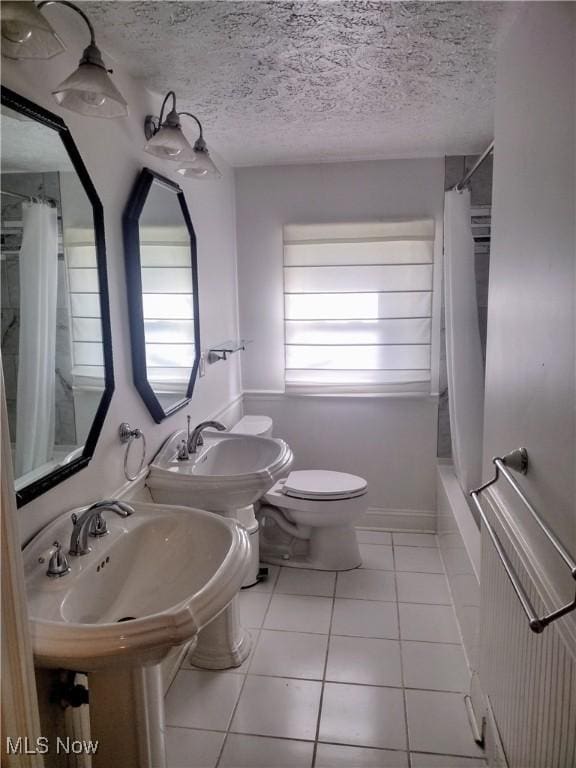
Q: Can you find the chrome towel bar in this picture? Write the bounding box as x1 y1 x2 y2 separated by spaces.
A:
471 448 576 633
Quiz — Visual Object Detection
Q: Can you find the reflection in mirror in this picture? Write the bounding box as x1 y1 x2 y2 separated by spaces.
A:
124 169 199 422
0 87 114 506
139 182 196 412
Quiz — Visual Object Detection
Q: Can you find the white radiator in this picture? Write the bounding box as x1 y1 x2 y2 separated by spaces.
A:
478 492 576 768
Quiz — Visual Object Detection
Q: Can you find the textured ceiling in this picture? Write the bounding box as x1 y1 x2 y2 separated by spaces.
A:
83 1 512 166
1 108 75 173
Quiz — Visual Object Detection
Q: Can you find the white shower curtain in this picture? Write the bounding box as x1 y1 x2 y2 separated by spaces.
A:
16 202 59 477
443 189 485 492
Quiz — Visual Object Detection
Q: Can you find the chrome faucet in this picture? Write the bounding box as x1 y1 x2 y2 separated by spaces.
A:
188 420 227 454
69 500 134 556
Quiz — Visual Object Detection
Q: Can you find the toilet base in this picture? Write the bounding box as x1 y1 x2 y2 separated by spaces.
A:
260 524 362 571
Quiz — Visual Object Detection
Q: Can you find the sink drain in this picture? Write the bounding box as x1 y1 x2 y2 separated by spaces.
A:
116 616 136 622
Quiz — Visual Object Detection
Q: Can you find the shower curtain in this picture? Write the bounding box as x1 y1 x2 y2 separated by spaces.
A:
16 202 59 477
443 189 485 492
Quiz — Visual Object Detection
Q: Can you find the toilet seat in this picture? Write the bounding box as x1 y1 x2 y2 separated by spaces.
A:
281 470 368 501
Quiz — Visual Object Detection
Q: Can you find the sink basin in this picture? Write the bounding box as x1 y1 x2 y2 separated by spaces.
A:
148 430 293 512
23 501 250 670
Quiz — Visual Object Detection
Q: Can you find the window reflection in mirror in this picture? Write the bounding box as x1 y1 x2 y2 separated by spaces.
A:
123 168 199 423
138 181 195 412
1 97 111 500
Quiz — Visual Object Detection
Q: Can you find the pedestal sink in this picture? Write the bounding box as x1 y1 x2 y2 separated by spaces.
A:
147 430 293 669
23 501 250 768
148 430 293 512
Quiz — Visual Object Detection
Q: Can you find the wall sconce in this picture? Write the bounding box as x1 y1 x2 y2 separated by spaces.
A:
1 0 64 59
144 92 221 180
0 0 128 118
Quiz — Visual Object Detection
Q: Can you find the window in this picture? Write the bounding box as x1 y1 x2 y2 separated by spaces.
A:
65 227 104 388
283 220 437 395
139 225 195 392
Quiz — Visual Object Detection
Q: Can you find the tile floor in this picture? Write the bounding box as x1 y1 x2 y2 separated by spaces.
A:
165 531 486 768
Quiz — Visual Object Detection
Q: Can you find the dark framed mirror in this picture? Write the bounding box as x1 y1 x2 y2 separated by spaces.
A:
123 168 200 423
0 86 114 507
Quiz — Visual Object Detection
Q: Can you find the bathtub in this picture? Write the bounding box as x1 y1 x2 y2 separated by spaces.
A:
436 462 481 672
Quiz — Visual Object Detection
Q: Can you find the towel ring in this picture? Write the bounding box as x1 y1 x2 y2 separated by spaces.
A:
119 423 147 481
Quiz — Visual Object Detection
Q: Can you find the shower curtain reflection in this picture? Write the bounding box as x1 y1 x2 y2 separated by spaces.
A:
15 201 58 477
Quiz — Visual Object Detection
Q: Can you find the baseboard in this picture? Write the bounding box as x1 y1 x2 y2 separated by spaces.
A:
357 506 436 532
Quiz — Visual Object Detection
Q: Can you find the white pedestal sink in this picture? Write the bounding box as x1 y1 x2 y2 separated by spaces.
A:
148 430 293 668
148 430 293 513
23 501 250 768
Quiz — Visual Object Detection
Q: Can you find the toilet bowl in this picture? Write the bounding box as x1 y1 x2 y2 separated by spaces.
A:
259 470 367 571
231 416 367 571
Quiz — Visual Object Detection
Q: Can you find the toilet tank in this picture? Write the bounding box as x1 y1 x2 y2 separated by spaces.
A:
230 415 273 438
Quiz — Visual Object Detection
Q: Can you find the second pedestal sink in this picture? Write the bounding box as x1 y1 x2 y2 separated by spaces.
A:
148 430 293 512
147 429 293 671
23 501 250 767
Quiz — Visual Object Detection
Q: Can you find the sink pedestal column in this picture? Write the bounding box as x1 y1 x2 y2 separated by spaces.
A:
89 663 165 768
189 594 251 669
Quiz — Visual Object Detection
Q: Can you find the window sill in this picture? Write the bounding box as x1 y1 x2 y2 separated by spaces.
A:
243 389 439 401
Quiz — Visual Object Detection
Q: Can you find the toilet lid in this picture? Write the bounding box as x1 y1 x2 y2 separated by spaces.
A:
282 470 367 501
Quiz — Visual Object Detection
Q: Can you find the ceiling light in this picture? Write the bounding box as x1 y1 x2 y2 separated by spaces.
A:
1 0 64 59
2 1 128 118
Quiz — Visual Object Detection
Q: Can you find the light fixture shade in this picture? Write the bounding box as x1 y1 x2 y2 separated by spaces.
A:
144 124 195 160
52 61 128 118
177 148 221 180
1 0 65 59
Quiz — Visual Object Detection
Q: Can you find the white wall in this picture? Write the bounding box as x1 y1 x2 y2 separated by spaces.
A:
1 29 242 543
484 1 575 604
236 159 444 519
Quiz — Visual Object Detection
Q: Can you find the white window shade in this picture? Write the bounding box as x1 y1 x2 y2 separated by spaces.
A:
65 228 104 387
139 226 195 390
283 220 436 394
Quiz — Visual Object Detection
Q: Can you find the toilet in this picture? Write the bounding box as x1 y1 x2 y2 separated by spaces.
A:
231 415 367 571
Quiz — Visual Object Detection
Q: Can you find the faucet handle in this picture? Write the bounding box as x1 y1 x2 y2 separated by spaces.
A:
88 512 108 538
47 541 70 578
177 439 190 461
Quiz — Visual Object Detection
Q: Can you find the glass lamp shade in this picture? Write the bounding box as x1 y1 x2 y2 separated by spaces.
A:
1 1 65 59
177 148 221 180
144 124 195 160
52 62 128 118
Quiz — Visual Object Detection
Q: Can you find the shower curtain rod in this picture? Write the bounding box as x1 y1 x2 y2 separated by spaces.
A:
1 188 57 206
453 141 494 192
2 188 30 202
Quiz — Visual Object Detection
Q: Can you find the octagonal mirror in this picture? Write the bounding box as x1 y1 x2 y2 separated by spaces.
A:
123 168 200 422
0 86 114 506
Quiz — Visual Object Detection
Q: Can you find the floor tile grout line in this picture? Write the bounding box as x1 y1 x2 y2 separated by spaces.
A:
212 572 281 768
213 668 250 768
265 590 453 605
172 723 482 761
310 568 337 768
390 555 412 768
232 667 471 695
165 727 485 763
241 626 463 646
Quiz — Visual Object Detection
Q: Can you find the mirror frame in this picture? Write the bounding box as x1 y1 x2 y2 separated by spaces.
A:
0 86 115 508
122 168 200 423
